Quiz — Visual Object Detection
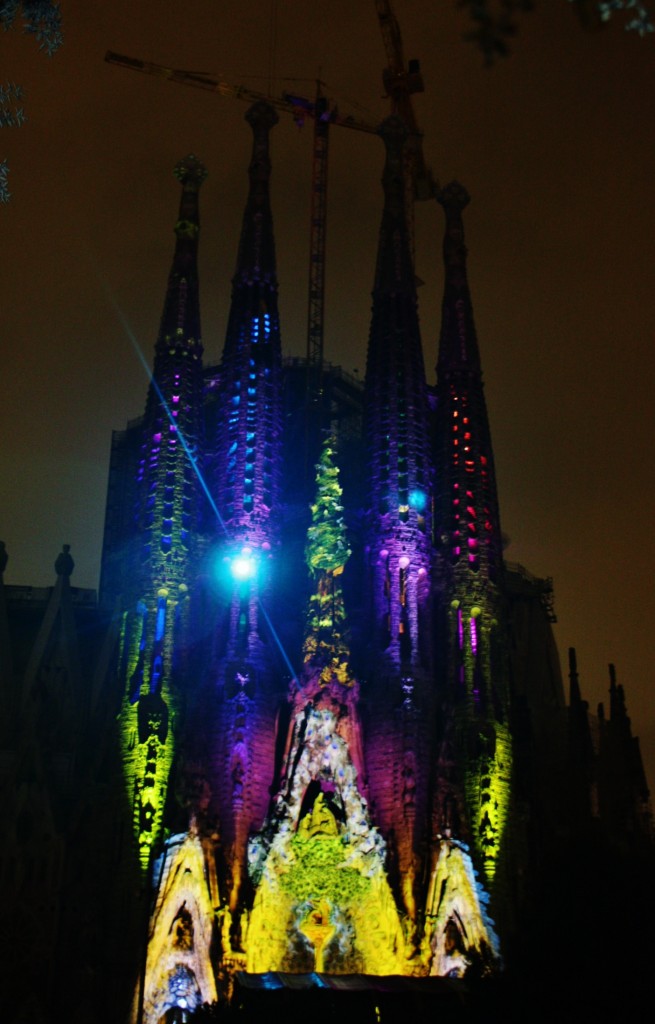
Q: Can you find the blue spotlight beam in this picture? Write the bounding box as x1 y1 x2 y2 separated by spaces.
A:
105 289 227 534
106 285 300 681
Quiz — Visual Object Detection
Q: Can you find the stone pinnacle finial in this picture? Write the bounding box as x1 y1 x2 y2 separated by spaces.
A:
174 154 208 191
373 116 414 293
438 181 471 276
173 156 206 242
233 100 279 280
438 180 470 213
568 647 582 704
245 101 278 191
378 115 408 213
55 544 74 578
245 100 279 133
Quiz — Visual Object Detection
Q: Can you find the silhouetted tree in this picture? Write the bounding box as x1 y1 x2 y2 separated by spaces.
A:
0 1 63 201
458 0 653 63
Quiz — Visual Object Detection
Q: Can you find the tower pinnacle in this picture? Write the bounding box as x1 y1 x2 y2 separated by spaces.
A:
435 182 501 584
210 102 284 933
373 115 415 296
365 115 431 668
363 115 433 933
216 102 282 539
156 154 206 358
117 157 207 871
434 183 510 888
233 101 279 285
437 181 481 376
174 152 207 190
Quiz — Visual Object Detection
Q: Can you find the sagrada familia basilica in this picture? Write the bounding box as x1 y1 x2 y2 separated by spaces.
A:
2 100 652 1023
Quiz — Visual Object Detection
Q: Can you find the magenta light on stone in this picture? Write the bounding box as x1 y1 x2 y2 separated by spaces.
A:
470 615 478 656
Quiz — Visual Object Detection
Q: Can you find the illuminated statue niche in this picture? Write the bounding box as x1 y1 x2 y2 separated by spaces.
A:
423 837 500 978
246 699 404 974
134 829 218 1024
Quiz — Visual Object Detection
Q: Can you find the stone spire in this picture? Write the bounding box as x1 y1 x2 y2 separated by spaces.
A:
117 157 207 873
433 183 511 891
599 664 652 837
568 645 582 705
365 116 432 672
437 182 482 376
566 646 595 826
362 117 433 940
371 116 416 298
155 154 207 358
210 103 285 942
233 101 279 288
435 182 502 587
138 155 207 593
215 101 283 542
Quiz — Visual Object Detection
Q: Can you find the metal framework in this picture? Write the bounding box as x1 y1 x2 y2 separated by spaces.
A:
373 1 437 259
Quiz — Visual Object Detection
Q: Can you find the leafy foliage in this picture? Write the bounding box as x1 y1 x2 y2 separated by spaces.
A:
1 1 63 55
458 0 653 63
0 2 62 202
596 0 654 34
0 81 25 127
280 833 371 905
303 438 353 684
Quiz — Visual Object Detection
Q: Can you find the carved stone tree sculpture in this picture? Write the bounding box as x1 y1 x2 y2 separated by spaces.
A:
246 437 404 974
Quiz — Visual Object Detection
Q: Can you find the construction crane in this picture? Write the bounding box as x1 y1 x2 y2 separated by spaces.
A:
374 1 437 259
105 52 377 382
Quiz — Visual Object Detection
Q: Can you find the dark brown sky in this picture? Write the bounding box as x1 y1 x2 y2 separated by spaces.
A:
2 1 654 789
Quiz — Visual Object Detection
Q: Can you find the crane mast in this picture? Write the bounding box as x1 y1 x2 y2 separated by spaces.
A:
373 1 436 261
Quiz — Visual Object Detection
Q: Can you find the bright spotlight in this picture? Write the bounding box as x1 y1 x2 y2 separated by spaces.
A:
409 489 428 512
231 548 257 581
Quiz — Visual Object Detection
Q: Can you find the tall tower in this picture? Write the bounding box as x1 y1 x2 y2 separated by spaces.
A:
117 155 207 872
362 117 434 936
209 102 285 936
433 183 511 890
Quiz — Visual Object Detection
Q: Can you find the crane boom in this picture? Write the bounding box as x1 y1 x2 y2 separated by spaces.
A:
105 52 377 136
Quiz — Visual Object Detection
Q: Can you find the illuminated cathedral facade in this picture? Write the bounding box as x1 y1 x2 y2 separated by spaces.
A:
2 102 653 1023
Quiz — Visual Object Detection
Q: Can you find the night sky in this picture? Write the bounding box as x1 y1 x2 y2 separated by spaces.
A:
2 2 654 791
